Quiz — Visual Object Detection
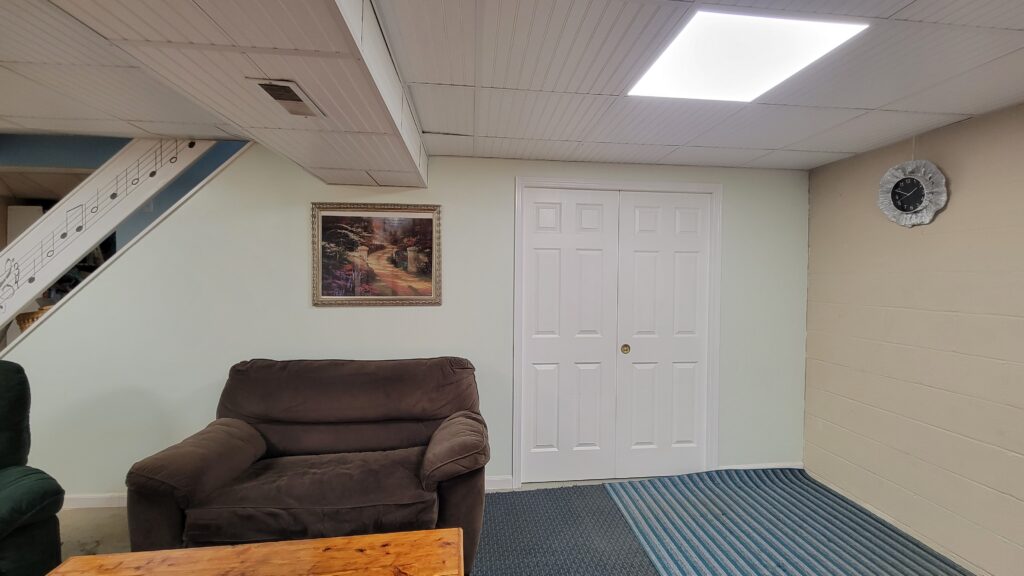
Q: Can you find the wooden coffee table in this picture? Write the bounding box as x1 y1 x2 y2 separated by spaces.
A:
50 528 463 575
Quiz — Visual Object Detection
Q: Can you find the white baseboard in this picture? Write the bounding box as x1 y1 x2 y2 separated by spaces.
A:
485 475 514 491
63 493 127 510
717 462 803 470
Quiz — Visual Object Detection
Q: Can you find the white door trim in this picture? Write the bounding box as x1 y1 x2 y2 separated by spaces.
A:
513 177 723 488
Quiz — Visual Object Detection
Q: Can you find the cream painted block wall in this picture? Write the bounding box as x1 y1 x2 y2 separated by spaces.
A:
806 103 1024 576
5 145 808 496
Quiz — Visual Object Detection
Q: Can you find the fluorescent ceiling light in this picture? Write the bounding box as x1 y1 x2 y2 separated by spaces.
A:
629 11 868 102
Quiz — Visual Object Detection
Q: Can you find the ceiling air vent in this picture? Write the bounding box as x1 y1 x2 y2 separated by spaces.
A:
251 79 325 118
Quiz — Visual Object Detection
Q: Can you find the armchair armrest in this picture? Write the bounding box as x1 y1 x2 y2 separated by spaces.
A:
421 411 489 489
126 418 265 508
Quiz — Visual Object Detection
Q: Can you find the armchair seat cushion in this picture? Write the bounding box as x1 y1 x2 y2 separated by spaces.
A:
0 466 64 539
183 446 436 546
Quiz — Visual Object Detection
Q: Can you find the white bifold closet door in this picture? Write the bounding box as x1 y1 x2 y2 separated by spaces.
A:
521 187 711 483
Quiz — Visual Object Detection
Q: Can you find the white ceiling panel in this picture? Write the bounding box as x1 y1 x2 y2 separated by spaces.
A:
746 150 851 169
758 20 1024 109
5 63 222 123
307 167 377 186
248 128 416 172
130 121 236 139
194 0 354 53
658 146 770 167
376 0 476 85
0 68 109 119
474 137 579 161
893 0 1024 31
477 0 691 95
689 104 863 149
884 48 1024 114
700 0 914 18
51 0 234 45
422 134 474 156
573 142 675 164
477 88 614 140
0 0 133 65
4 117 150 137
790 110 968 153
583 97 743 145
248 53 394 133
409 84 475 136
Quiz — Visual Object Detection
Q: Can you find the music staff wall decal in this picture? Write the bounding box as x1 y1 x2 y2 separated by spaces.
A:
0 139 204 317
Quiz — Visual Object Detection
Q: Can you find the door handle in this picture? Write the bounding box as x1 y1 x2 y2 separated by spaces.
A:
621 344 631 354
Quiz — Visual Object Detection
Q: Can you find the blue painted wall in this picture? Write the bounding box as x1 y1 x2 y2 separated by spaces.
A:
0 135 129 169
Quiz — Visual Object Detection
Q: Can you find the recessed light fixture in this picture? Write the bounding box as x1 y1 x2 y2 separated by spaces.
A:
629 11 868 102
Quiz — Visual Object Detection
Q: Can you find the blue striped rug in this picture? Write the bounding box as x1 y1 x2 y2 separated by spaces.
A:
606 468 972 576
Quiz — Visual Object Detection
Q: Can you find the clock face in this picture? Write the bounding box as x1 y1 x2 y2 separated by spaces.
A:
891 177 926 213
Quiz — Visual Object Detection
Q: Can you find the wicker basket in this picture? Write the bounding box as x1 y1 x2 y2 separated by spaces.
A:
16 306 52 332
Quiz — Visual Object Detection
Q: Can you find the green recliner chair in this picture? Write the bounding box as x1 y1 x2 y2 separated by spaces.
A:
0 361 64 576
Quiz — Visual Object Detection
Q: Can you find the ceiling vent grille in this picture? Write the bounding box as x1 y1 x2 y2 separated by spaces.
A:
251 79 325 118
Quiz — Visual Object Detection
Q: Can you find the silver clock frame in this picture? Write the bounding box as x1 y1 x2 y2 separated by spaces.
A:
878 159 947 228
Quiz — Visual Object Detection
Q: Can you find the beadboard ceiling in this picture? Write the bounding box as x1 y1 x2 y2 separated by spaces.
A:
377 0 1024 169
3 1 1024 175
0 0 234 139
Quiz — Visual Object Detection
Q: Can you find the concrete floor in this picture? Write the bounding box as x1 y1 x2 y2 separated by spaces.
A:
58 507 130 558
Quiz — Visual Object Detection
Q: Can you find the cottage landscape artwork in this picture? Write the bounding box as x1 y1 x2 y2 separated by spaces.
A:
312 203 441 306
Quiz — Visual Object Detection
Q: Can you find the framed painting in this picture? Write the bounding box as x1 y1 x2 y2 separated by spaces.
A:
312 202 441 306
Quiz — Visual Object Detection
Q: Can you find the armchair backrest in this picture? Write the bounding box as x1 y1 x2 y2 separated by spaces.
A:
216 357 479 457
0 360 31 468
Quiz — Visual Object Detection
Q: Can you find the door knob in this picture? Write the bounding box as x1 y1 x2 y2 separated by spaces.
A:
621 344 631 354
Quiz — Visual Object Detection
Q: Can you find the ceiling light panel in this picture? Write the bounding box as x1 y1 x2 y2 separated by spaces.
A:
629 11 868 102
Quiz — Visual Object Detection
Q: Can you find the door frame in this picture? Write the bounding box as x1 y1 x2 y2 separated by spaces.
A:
513 177 723 488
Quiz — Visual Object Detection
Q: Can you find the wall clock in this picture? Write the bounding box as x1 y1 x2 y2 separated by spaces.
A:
878 159 948 228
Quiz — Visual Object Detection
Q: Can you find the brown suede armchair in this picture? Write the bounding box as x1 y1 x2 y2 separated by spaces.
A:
126 357 489 573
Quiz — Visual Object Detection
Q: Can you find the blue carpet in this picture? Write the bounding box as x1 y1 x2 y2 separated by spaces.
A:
473 485 658 575
606 468 972 576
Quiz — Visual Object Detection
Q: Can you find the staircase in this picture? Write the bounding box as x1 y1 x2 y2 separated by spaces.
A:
0 138 214 331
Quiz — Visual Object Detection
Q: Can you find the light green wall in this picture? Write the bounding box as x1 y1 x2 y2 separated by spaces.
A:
5 145 808 495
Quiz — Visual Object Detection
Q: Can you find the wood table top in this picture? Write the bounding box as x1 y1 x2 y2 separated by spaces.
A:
50 528 463 576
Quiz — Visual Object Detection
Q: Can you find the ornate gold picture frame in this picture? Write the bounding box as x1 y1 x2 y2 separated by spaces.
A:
312 202 441 306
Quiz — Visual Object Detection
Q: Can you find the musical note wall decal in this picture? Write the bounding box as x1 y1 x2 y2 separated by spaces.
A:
0 138 210 327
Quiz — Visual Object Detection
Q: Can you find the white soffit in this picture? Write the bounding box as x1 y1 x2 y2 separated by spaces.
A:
54 0 428 187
